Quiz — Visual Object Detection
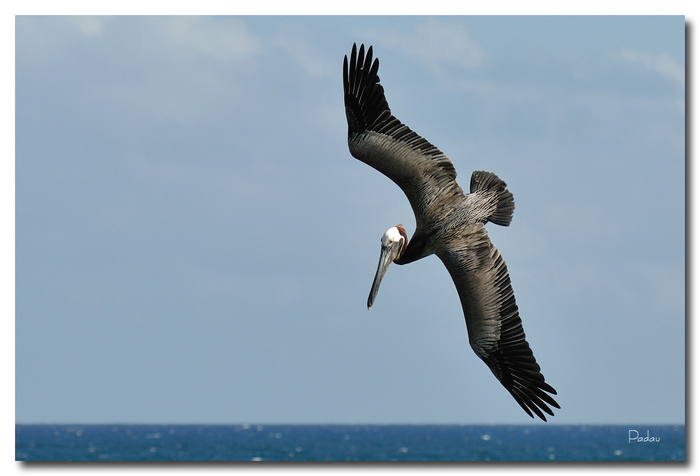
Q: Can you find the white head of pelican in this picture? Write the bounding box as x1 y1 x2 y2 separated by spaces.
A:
367 225 407 310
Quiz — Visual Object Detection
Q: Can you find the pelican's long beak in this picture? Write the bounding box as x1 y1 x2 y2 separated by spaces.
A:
367 239 403 310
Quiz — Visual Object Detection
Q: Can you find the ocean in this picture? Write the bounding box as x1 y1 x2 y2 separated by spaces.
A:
15 424 684 462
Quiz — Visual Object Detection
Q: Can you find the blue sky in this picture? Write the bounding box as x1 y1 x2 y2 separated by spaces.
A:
14 15 685 425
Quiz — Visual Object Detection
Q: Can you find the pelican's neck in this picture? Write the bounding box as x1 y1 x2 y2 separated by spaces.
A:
395 228 430 265
392 225 408 257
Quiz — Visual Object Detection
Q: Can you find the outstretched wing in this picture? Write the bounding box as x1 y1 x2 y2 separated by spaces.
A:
343 43 463 219
437 224 559 421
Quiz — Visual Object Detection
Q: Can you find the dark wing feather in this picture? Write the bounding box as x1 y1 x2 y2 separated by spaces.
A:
343 43 463 219
437 224 559 421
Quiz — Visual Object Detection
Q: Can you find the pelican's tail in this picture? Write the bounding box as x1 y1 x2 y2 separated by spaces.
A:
470 170 515 227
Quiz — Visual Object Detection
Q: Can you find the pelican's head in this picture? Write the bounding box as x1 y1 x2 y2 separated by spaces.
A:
367 225 408 310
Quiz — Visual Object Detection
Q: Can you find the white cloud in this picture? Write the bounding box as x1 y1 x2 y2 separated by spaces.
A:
156 16 263 64
68 16 107 37
613 48 684 86
273 31 335 78
82 17 267 125
367 19 485 73
413 20 485 69
16 16 111 67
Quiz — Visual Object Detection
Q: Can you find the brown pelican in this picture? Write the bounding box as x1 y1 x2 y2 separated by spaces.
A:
343 43 559 421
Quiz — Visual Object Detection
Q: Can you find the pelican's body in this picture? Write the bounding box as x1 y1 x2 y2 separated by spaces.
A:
344 44 559 421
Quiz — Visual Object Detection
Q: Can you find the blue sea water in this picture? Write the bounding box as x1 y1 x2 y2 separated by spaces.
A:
16 424 684 462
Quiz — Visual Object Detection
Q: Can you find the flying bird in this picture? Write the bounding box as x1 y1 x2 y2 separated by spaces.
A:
343 43 559 421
